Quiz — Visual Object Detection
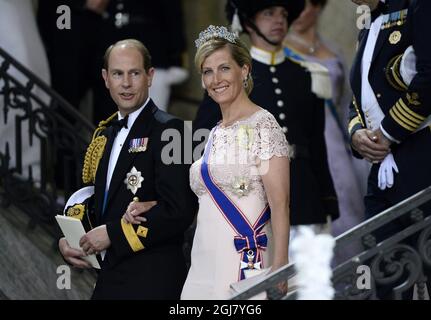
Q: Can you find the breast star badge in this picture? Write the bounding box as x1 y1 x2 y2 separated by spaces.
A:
124 166 144 195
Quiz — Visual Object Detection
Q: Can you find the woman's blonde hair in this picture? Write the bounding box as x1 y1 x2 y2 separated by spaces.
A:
195 37 254 95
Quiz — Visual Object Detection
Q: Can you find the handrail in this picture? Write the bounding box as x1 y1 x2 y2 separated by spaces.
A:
230 186 431 300
0 46 94 129
0 45 95 238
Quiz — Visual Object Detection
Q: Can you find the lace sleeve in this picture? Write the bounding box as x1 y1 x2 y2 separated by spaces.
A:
252 111 291 161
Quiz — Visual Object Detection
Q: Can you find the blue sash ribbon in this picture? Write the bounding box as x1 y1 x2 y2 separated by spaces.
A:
201 128 270 280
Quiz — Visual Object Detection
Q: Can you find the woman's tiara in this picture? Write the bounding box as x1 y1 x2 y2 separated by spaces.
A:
195 25 238 48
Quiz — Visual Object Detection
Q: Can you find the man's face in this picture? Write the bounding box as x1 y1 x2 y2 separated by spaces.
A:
252 6 289 46
102 45 154 116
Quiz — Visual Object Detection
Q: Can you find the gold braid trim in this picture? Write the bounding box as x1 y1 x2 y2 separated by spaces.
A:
82 135 107 184
92 112 118 141
82 112 118 184
352 96 365 127
385 54 407 91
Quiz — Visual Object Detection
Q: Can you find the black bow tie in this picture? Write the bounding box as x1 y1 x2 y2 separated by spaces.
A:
111 115 129 130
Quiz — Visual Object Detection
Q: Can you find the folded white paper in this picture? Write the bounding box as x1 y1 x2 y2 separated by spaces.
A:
55 215 101 269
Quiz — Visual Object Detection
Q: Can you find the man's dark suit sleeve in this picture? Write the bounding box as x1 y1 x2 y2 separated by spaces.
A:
106 119 197 258
310 95 340 220
381 0 431 141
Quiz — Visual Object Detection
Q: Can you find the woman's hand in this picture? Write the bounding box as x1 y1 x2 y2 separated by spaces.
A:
122 200 157 224
269 264 289 297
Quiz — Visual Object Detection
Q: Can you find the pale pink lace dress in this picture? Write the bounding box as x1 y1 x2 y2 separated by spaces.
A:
181 109 290 300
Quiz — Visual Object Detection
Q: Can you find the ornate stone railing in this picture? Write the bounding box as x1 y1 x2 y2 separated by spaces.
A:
0 46 94 238
231 186 431 300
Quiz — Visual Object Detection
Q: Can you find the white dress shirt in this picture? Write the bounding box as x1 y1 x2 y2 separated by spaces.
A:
360 0 401 143
361 8 385 132
105 97 150 194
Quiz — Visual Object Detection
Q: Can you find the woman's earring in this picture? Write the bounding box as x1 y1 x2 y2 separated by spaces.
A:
243 76 248 88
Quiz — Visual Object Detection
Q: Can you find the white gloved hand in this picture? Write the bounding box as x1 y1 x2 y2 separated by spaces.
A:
377 152 399 190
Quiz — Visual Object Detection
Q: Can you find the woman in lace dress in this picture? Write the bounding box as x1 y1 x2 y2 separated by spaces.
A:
180 26 291 300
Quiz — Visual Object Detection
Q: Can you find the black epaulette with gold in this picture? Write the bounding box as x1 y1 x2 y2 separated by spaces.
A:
82 112 118 184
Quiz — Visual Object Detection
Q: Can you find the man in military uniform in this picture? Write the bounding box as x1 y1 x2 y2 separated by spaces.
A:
349 0 431 218
58 39 197 299
194 0 339 232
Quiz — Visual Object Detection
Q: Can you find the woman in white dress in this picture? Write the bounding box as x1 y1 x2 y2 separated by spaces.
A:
180 26 291 299
0 0 51 182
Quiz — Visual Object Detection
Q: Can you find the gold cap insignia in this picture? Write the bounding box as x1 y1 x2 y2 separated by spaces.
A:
66 204 85 220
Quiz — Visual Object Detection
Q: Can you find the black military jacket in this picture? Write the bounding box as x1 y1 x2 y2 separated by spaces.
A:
87 100 197 299
348 0 431 203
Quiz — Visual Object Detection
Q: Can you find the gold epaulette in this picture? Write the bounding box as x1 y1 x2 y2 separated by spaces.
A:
82 112 117 184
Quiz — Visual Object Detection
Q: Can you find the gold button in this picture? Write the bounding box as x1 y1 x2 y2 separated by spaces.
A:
376 93 382 98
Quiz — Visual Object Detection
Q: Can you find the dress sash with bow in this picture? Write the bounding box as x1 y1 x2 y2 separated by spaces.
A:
200 128 270 280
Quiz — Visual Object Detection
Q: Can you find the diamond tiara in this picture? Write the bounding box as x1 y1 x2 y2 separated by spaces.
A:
195 25 238 48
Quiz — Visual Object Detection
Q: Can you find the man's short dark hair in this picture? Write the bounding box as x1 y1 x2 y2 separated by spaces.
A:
103 39 152 72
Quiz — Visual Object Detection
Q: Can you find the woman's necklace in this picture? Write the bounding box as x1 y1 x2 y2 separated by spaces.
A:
286 32 321 55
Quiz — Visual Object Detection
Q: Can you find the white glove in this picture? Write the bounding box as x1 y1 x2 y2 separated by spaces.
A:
377 152 399 190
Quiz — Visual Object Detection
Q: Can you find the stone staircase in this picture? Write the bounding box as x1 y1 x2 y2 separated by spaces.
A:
0 203 95 300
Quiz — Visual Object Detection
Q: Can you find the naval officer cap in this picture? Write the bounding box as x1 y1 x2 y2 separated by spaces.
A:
63 186 94 221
